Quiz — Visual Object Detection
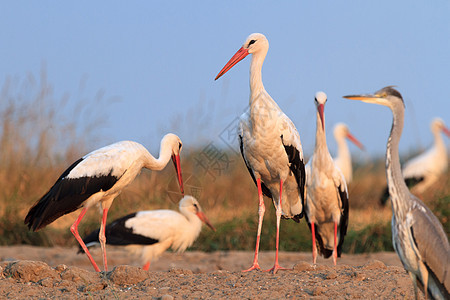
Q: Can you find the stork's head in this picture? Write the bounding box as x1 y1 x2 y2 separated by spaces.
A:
431 118 450 138
179 195 216 231
163 133 184 195
314 91 327 131
333 123 365 150
215 33 269 80
343 86 404 111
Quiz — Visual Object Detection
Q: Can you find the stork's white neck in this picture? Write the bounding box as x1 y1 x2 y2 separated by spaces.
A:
249 50 267 104
143 139 173 171
336 135 351 167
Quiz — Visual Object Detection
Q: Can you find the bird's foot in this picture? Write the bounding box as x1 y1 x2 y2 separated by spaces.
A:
242 263 262 272
264 264 289 274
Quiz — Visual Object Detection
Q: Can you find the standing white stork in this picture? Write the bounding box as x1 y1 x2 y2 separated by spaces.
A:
80 195 215 270
332 123 365 184
305 92 349 265
344 86 450 300
380 118 450 205
215 33 306 273
25 133 184 272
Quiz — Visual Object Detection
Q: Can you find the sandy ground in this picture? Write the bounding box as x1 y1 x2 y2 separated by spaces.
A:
0 246 420 299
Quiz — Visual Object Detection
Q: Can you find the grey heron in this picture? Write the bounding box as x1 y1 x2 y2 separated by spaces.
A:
344 86 449 300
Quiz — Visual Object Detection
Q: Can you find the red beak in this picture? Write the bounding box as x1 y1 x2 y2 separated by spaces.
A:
346 132 365 150
317 104 325 131
172 154 184 195
442 126 450 138
215 47 249 80
196 211 216 231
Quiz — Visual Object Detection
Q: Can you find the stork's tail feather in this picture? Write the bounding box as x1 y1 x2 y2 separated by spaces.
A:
24 193 63 232
77 229 101 254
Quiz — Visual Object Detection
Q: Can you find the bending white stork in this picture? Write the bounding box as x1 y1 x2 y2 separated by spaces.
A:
215 33 306 274
344 86 450 300
80 195 215 270
332 123 364 184
25 133 184 272
305 92 349 265
380 117 450 205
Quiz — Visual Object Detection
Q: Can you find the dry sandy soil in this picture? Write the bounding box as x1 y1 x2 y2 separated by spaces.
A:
0 246 420 299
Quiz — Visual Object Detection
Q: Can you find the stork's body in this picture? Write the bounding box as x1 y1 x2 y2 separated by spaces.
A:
81 195 214 270
332 123 364 184
25 134 184 272
215 33 306 273
305 92 349 265
344 87 450 300
402 118 449 193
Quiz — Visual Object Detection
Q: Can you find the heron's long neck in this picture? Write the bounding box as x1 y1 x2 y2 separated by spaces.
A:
386 105 410 219
144 141 173 171
249 52 266 105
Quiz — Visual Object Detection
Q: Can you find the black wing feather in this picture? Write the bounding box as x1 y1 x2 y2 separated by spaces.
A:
337 184 349 257
282 141 306 216
239 135 272 199
79 212 159 252
25 158 120 231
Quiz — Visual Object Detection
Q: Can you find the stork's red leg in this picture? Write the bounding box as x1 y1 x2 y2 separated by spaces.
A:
99 208 109 272
243 178 265 272
143 261 150 271
265 179 289 274
333 221 337 266
311 222 317 264
70 207 101 272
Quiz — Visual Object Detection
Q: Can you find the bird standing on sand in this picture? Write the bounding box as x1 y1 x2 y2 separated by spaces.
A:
25 133 184 272
305 92 349 265
80 195 215 270
215 33 306 273
332 123 364 184
344 86 449 300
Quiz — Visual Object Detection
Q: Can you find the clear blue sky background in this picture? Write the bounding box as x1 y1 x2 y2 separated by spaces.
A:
1 1 449 158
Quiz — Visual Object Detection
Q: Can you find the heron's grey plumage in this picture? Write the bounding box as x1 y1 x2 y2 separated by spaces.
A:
344 86 449 300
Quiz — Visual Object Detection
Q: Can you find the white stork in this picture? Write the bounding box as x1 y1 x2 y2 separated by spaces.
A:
332 123 364 184
344 87 449 300
80 195 215 270
25 133 184 272
305 92 349 265
380 117 450 205
215 33 306 273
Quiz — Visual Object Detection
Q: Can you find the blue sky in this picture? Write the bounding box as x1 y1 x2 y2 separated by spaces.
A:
1 1 449 158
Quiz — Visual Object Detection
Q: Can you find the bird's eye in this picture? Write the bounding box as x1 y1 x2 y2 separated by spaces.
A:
248 40 256 47
178 143 182 150
314 97 318 103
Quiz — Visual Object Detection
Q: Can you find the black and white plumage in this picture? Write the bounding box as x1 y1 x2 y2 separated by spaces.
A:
380 117 450 205
25 133 184 272
80 195 215 270
344 87 449 300
215 33 306 273
305 92 349 265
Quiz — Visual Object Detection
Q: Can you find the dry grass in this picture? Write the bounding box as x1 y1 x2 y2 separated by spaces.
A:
0 72 448 251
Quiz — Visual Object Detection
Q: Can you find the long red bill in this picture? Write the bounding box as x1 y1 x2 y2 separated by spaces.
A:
172 154 184 195
215 47 249 80
346 133 365 150
196 211 216 231
318 104 325 131
442 126 450 138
